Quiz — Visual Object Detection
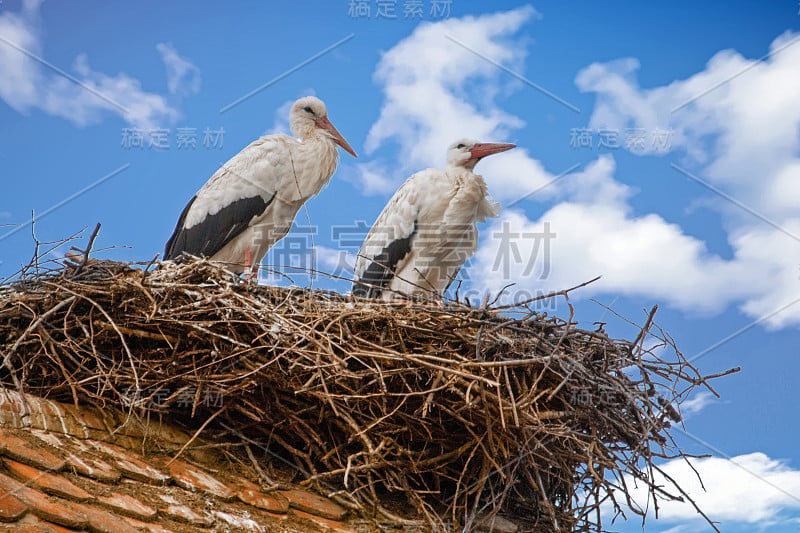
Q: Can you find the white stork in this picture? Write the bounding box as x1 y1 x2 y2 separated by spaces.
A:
165 96 357 276
353 139 515 300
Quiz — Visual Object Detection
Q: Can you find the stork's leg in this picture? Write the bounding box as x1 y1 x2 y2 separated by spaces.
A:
250 259 260 282
243 247 253 282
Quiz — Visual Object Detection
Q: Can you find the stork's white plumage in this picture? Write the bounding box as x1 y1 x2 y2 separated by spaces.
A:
353 139 515 300
165 96 357 276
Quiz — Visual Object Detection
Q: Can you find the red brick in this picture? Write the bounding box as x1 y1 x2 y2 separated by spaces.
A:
280 489 348 520
96 493 156 521
165 460 234 500
237 488 290 513
0 491 27 522
4 459 92 502
0 430 65 472
0 472 88 528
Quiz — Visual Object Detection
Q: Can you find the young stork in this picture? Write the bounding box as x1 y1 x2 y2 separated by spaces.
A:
164 96 357 277
353 139 515 300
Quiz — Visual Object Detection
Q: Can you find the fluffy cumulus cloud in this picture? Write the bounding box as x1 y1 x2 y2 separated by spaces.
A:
572 31 800 327
469 156 752 312
156 42 201 96
575 32 800 220
358 6 554 200
0 0 182 130
608 452 800 530
363 8 800 328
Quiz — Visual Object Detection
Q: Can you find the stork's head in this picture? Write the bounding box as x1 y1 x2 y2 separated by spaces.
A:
446 139 516 171
289 96 357 158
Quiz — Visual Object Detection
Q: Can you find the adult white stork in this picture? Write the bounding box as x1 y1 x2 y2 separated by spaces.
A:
164 96 357 276
353 139 515 300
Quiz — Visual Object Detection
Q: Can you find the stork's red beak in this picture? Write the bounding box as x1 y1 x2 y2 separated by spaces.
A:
316 116 358 158
469 142 516 160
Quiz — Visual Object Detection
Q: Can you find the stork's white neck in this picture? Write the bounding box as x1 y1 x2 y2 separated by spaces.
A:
282 133 340 202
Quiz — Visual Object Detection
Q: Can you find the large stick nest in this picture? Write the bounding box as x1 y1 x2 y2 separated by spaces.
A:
0 258 734 531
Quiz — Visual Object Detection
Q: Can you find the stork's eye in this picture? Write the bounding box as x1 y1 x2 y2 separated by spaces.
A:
303 106 314 114
457 143 466 149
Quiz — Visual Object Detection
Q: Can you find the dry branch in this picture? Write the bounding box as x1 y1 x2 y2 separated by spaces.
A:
0 258 736 532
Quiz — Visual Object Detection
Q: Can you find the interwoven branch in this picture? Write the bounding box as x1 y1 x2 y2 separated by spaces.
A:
0 258 736 531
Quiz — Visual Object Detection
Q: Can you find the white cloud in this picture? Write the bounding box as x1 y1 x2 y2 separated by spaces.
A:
0 0 180 130
469 156 754 314
573 31 800 328
156 42 201 96
680 391 716 418
353 161 398 196
575 32 800 218
362 10 800 328
608 452 800 530
356 6 554 199
315 244 355 279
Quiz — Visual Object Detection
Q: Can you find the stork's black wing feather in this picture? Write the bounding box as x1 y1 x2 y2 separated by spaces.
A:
164 195 197 260
352 222 417 298
164 193 276 260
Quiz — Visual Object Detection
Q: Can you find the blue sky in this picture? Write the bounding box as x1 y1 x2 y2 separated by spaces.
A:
1 1 799 530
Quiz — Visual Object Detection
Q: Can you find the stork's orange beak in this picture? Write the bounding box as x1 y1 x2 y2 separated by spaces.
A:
316 116 358 158
469 142 516 160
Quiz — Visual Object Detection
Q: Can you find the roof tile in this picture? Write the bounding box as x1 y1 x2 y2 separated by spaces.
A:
3 459 93 502
63 454 121 484
40 522 75 533
113 457 170 485
292 508 357 533
212 510 268 532
87 441 170 484
0 429 66 472
158 504 213 527
0 516 69 533
96 493 157 521
281 488 348 521
165 459 234 500
121 517 175 533
66 500 139 533
0 392 362 532
0 492 28 522
237 487 290 513
0 472 88 529
29 430 65 450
